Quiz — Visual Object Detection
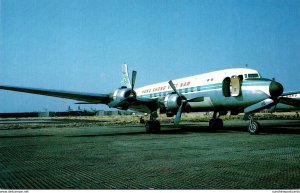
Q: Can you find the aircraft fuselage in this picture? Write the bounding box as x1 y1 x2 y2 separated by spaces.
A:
135 68 281 114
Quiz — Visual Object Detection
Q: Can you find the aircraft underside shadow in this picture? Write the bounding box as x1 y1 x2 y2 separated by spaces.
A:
177 123 300 135
65 120 300 137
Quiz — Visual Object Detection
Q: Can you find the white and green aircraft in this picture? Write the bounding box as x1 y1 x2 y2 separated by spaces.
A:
1 64 299 134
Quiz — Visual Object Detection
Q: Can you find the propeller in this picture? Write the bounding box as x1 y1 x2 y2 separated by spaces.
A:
168 80 183 100
168 80 204 125
108 70 138 108
131 71 137 89
131 70 137 97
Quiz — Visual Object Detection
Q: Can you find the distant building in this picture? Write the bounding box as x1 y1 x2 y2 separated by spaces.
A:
38 111 50 117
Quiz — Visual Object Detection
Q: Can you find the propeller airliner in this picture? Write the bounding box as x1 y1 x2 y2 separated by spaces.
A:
1 64 299 134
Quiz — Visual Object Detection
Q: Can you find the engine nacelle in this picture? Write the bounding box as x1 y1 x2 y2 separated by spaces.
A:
164 94 181 110
112 87 133 101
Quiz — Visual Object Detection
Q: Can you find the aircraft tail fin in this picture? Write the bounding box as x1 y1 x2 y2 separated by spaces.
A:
121 63 132 88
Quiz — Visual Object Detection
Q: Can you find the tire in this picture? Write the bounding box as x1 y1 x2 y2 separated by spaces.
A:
248 121 260 135
145 120 161 133
153 120 161 133
216 118 223 129
209 119 215 129
209 119 223 130
145 121 151 133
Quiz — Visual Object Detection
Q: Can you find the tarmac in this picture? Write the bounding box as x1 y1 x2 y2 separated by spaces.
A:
0 119 299 189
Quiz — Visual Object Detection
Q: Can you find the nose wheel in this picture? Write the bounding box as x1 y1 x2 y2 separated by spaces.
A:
247 114 260 135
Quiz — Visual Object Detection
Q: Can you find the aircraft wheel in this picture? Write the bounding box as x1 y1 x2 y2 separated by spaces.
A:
248 121 260 135
145 120 161 133
209 118 223 129
216 118 223 128
145 121 151 133
153 120 161 133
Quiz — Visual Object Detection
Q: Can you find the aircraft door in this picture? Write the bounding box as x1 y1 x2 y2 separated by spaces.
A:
222 76 241 97
231 75 241 97
222 77 231 97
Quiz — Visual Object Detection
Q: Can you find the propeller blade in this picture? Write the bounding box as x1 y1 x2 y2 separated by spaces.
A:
168 80 183 100
174 101 187 125
168 80 177 92
131 71 137 90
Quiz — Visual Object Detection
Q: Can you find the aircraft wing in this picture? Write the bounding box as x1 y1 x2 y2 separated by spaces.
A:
278 91 300 107
278 97 300 107
127 97 158 113
0 85 158 112
0 85 111 104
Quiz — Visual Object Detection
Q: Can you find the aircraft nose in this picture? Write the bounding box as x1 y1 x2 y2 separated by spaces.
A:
269 81 283 99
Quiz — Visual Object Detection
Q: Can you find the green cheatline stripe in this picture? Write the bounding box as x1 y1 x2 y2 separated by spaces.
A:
242 81 270 86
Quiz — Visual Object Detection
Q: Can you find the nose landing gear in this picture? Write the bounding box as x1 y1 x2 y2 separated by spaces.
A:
247 114 260 135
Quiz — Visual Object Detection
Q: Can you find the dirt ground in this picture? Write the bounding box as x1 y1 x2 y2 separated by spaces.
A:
0 118 299 189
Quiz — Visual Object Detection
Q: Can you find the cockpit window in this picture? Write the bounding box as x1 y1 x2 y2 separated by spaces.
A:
247 73 260 78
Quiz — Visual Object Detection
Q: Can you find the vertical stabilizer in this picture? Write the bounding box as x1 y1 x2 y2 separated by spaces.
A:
121 64 132 88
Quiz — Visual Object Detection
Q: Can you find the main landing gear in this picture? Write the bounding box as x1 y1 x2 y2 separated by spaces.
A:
247 114 260 135
145 112 161 133
209 112 224 130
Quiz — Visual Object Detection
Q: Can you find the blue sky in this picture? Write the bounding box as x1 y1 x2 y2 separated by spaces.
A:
1 0 300 112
